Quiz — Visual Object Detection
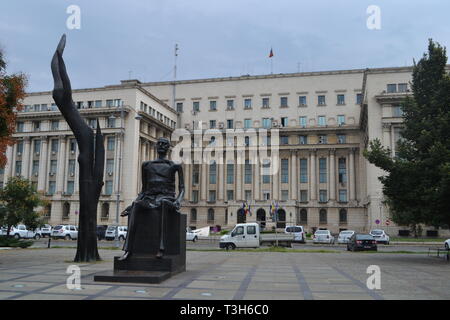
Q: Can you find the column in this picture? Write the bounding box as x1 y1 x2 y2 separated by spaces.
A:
74 148 80 194
11 143 17 177
272 153 279 200
184 162 191 202
37 137 48 192
200 162 207 201
218 155 224 200
329 149 336 200
254 152 260 200
56 136 67 193
349 148 356 201
309 149 316 200
3 146 13 184
236 151 243 201
390 125 395 157
290 151 297 199
22 137 31 178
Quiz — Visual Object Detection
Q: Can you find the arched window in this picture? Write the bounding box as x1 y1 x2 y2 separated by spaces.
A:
207 208 215 224
339 209 347 224
190 208 197 224
62 202 70 220
319 209 327 224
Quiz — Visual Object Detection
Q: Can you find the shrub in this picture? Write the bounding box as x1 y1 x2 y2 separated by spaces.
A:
0 236 33 248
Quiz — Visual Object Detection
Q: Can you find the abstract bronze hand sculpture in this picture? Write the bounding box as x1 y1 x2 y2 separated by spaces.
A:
119 137 184 261
51 34 105 262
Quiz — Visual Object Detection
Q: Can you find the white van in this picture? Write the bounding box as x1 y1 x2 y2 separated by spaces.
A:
284 225 306 243
8 225 42 240
52 225 78 240
105 225 127 241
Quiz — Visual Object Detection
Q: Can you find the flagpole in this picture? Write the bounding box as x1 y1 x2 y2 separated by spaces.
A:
270 58 273 75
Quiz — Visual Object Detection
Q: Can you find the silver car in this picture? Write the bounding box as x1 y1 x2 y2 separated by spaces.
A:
313 230 335 244
52 225 78 240
338 230 355 244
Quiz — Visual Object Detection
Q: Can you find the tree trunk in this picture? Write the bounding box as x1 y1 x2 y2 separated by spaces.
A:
51 34 104 262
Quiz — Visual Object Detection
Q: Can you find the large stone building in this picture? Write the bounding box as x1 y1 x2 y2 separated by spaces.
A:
3 66 445 235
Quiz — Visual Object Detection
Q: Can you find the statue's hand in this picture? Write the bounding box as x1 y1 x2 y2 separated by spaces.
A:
172 200 181 211
51 34 73 108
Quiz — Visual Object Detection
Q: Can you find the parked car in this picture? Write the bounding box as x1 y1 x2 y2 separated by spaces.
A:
7 225 42 239
186 227 198 242
284 225 306 243
338 230 355 244
313 230 335 244
347 234 377 252
96 225 108 241
38 224 52 238
370 229 390 245
105 225 127 241
52 225 78 240
445 239 450 250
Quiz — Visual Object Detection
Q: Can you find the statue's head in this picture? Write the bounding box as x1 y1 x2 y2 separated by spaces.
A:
156 137 171 156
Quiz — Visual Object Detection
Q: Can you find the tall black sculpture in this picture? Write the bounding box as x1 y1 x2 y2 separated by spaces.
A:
95 137 187 283
51 34 104 262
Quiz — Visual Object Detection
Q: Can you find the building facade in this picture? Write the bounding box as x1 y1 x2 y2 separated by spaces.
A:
3 66 445 235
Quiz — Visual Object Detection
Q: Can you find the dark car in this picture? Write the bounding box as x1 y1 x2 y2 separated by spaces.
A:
96 225 108 241
347 234 377 252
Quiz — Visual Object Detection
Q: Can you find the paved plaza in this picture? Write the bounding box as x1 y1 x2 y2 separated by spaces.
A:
0 248 449 300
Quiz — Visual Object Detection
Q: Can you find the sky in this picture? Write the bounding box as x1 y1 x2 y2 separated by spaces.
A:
1 0 450 93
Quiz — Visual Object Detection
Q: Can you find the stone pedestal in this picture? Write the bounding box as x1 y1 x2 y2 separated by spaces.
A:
94 213 186 284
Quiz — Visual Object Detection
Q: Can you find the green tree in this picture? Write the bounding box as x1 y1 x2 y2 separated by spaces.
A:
364 39 450 229
0 177 47 235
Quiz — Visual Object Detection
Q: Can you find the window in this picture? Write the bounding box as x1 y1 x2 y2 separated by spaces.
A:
398 83 408 92
51 120 59 131
299 135 307 145
262 159 271 184
69 139 77 153
51 139 58 153
387 84 397 93
193 101 200 112
337 134 346 144
209 120 216 129
105 181 113 195
299 209 308 223
88 118 97 129
68 159 75 175
106 100 114 107
16 122 24 132
281 190 289 201
318 95 326 105
209 161 216 184
244 98 252 109
393 105 404 117
207 209 215 223
34 140 41 154
247 225 256 235
95 100 102 108
299 96 307 106
245 190 252 200
356 93 363 104
300 159 308 183
337 115 345 126
50 160 57 174
262 118 271 129
300 190 308 202
337 94 345 105
244 136 250 147
192 164 199 185
208 190 216 202
32 160 39 175
48 181 56 195
339 209 348 223
226 100 234 110
338 158 347 183
319 209 327 223
319 190 327 203
319 158 327 183
33 104 40 112
107 137 115 151
281 117 288 127
244 160 252 184
299 116 307 127
67 181 74 195
227 119 234 129
226 163 234 184
176 102 183 113
16 141 24 154
192 190 199 203
227 190 234 201
209 101 217 111
262 97 270 108
339 190 348 202
280 97 288 107
106 159 114 173
105 116 115 128
318 135 327 144
281 159 289 183
33 121 41 132
244 119 252 129
280 136 289 145
190 209 197 223
318 116 326 126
